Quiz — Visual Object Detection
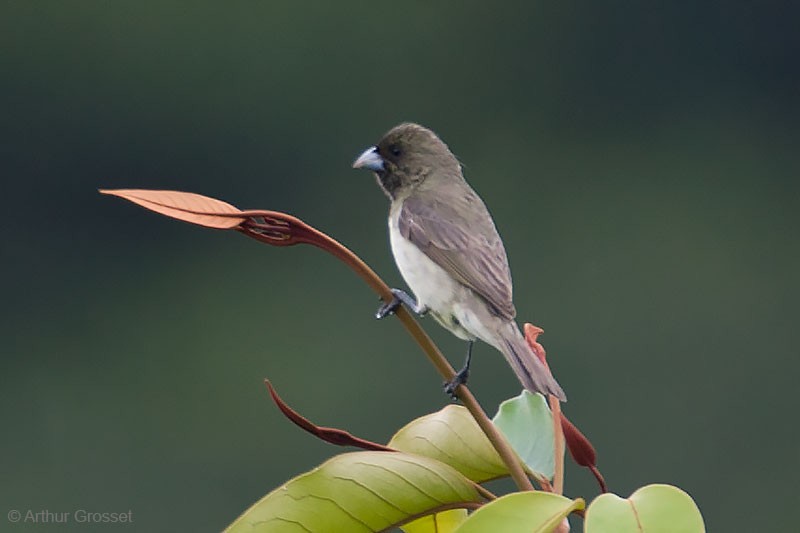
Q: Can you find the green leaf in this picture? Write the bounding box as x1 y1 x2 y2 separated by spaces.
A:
492 391 558 479
225 451 482 533
585 484 705 533
453 491 584 533
401 509 468 533
388 404 508 483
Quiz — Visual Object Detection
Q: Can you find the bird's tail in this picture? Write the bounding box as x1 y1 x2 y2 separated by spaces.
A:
497 323 567 402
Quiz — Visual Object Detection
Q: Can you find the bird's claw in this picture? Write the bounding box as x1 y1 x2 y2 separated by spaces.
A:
375 294 401 319
376 288 426 319
443 367 470 400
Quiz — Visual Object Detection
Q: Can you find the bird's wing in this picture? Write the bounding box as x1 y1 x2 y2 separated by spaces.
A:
399 189 516 320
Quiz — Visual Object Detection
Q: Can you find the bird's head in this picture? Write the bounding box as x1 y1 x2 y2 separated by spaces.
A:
353 122 460 199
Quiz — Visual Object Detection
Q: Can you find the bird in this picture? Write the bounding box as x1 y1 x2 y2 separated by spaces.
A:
352 122 566 401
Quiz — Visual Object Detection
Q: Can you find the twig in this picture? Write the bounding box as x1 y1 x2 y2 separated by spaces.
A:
550 396 565 495
523 323 566 495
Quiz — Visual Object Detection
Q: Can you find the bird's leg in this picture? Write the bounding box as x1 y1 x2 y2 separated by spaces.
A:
444 340 474 399
375 288 428 319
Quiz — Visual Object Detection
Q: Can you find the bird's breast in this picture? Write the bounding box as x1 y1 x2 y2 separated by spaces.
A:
388 216 453 308
388 208 475 340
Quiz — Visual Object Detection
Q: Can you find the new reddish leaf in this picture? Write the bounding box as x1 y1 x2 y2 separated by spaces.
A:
100 189 247 229
562 414 608 493
265 380 393 451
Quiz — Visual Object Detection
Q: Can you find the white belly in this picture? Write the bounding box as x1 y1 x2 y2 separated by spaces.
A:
388 208 499 346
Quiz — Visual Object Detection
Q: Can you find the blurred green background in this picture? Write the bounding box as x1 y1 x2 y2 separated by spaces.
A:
2 2 798 531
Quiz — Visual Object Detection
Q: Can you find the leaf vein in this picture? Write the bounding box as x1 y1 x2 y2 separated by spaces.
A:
282 492 374 532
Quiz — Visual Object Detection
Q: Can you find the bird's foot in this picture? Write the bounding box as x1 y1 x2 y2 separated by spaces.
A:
443 341 474 400
375 288 427 319
443 367 470 400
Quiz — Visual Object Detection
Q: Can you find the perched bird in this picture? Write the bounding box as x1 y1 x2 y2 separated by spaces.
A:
353 123 566 401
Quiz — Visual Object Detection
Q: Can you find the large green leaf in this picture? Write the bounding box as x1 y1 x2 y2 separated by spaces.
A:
388 404 508 483
585 484 705 533
225 451 482 533
453 491 584 533
492 391 558 479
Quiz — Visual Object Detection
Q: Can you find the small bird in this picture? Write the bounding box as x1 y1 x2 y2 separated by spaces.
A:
353 123 566 401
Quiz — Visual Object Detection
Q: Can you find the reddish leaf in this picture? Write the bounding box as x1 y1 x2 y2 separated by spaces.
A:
100 189 247 229
561 415 608 492
523 323 548 367
265 380 393 452
559 414 595 467
102 188 394 310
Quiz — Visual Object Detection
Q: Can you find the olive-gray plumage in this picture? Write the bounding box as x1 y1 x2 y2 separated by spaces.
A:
354 123 566 401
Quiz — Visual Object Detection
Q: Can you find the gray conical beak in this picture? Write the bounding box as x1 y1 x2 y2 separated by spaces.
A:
352 146 384 172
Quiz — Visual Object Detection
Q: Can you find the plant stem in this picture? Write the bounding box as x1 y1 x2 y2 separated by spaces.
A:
473 483 497 501
549 395 565 495
242 219 535 492
394 309 534 492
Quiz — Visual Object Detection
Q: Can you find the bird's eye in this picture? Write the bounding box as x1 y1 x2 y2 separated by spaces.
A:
389 144 402 157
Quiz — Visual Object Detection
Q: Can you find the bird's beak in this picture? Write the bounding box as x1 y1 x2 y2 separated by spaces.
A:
352 145 384 172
